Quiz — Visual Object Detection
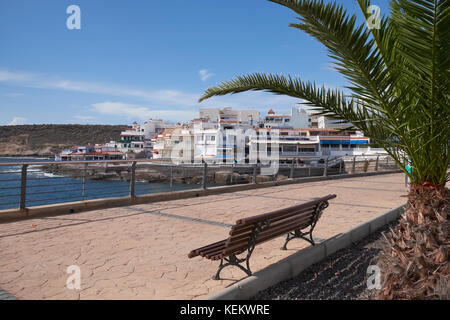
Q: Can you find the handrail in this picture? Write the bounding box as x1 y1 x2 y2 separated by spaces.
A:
0 155 396 212
0 154 389 167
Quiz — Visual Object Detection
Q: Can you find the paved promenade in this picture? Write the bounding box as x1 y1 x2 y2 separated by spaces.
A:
0 173 407 300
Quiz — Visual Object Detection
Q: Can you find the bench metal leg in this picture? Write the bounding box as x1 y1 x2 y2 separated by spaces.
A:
281 230 315 250
213 219 272 280
213 254 252 280
281 201 330 250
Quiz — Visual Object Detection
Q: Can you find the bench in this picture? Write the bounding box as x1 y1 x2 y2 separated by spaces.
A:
188 194 336 280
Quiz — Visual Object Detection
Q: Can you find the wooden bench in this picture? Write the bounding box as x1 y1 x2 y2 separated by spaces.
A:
188 194 336 280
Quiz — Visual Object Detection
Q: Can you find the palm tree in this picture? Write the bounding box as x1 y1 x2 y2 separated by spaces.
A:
199 0 449 299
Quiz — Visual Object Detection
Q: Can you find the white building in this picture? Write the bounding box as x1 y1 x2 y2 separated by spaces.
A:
152 126 194 161
262 106 352 130
199 107 260 126
119 119 177 156
308 112 353 129
119 122 146 155
193 117 252 163
263 107 310 129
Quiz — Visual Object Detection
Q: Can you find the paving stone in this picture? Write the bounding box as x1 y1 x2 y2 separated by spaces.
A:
0 173 406 300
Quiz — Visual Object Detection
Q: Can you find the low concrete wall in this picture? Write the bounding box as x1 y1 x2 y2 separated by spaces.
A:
206 204 406 300
0 170 401 223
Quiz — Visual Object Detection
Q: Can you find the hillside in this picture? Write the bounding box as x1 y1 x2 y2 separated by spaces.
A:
0 124 128 156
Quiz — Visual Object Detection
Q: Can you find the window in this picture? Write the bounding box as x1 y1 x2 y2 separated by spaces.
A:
283 146 297 152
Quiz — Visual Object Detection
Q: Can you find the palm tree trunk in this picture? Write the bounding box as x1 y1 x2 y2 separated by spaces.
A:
378 184 449 299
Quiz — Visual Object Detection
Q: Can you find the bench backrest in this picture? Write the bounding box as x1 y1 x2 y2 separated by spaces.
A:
222 194 336 257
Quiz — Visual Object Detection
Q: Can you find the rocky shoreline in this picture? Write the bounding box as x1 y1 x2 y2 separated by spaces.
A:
40 163 283 185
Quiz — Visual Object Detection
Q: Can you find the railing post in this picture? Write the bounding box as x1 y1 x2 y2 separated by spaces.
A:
290 160 295 179
375 156 379 172
352 156 357 174
201 162 207 190
81 163 88 200
169 166 173 191
252 164 257 184
130 161 136 198
323 157 329 177
19 164 28 210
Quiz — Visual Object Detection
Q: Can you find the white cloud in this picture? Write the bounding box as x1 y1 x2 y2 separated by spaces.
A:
73 115 96 123
90 102 196 123
0 70 34 82
91 102 153 119
4 92 24 98
199 69 214 82
8 117 27 125
0 69 312 118
0 70 201 107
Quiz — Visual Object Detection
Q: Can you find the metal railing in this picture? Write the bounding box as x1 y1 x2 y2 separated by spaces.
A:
0 155 399 211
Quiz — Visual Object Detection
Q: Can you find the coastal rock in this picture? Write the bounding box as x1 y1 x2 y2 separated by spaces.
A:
256 175 272 183
230 172 249 185
135 171 168 183
214 171 232 185
90 172 117 180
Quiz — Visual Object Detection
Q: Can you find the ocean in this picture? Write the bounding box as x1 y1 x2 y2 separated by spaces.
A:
0 157 200 211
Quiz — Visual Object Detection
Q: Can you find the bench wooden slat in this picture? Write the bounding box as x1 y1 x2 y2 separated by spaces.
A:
222 219 313 256
188 239 227 258
200 242 228 257
226 212 314 246
235 194 336 225
204 245 229 259
229 206 316 235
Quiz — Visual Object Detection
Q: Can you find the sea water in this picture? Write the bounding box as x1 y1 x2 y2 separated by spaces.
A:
0 157 199 210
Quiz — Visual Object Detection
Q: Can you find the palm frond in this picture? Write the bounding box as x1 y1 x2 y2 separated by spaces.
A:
268 0 395 112
199 0 449 186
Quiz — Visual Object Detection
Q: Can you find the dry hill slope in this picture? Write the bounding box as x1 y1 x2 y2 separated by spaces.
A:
0 124 128 156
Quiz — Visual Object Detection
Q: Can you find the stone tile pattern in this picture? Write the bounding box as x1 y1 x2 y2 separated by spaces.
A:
0 173 407 300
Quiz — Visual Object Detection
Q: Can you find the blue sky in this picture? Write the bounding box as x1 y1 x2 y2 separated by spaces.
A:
0 0 390 125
